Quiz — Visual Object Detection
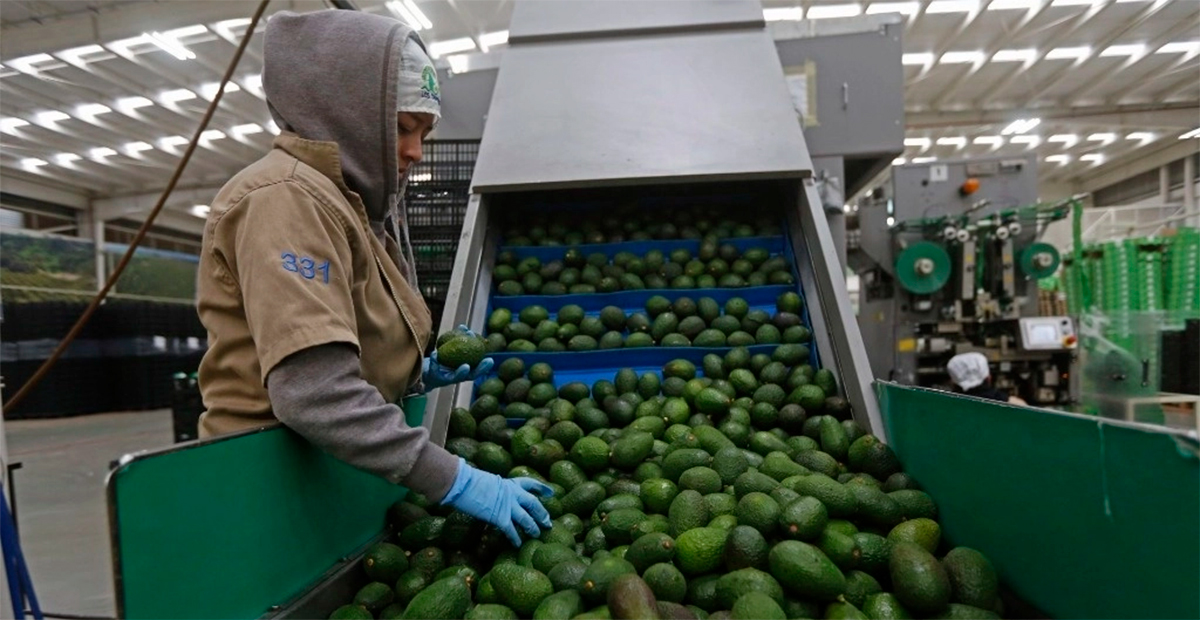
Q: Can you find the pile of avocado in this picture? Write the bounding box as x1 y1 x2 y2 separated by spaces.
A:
330 352 1003 620
494 244 795 297
501 208 781 248
485 293 811 353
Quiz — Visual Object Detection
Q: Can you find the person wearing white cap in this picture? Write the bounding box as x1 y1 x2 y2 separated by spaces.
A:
946 352 1029 406
193 9 551 547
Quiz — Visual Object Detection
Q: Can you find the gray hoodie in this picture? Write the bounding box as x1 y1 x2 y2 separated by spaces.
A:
260 10 459 501
263 9 425 284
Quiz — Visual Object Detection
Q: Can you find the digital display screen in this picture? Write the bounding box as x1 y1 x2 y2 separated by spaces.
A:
1028 324 1059 345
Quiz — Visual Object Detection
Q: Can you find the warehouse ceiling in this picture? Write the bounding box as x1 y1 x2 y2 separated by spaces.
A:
0 0 1197 231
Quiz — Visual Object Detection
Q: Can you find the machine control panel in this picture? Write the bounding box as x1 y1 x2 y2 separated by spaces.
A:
1018 316 1077 350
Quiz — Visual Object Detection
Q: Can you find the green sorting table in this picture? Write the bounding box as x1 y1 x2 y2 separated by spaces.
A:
877 383 1199 620
107 397 426 619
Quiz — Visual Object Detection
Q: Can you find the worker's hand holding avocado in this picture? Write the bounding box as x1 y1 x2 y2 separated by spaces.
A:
423 325 493 391
441 458 553 546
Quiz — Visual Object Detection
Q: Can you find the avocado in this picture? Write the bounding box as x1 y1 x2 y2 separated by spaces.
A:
625 532 676 573
783 599 821 620
842 570 883 608
678 467 724 495
546 560 589 594
711 447 750 486
393 569 430 608
767 540 846 602
364 542 409 584
816 529 860 571
787 474 857 518
601 508 647 546
882 473 921 493
675 527 729 575
715 567 784 609
862 593 913 620
668 490 710 537
888 518 941 553
352 582 394 614
778 496 828 541
663 449 713 482
467 604 520 620
563 482 607 517
824 600 867 620
691 426 736 455
730 592 785 620
641 478 680 515
794 449 839 478
813 369 837 396
400 576 471 620
733 471 779 499
930 604 1001 619
735 492 781 537
643 562 688 604
941 547 999 610
759 452 806 482
848 484 904 531
819 416 850 461
533 543 580 575
663 359 698 381
890 542 951 615
532 590 586 620
580 556 638 605
490 564 555 617
789 385 827 412
846 435 901 481
329 604 373 619
612 431 656 469
658 602 699 620
399 516 444 551
748 432 791 458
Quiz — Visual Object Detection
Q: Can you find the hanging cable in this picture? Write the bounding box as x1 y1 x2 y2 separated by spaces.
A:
2 0 272 413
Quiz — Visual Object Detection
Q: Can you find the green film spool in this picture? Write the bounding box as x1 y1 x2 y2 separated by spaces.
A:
1020 242 1061 279
895 241 951 294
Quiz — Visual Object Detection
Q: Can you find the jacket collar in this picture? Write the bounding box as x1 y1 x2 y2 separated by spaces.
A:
273 132 370 225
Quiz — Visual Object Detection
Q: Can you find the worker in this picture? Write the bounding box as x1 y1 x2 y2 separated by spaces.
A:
946 352 1029 406
193 10 551 547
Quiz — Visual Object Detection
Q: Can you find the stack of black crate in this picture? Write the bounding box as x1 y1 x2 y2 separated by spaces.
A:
405 140 480 330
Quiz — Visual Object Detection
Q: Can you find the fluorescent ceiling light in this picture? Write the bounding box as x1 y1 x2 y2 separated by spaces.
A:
55 153 82 165
1125 132 1155 143
936 137 968 148
428 38 476 58
989 0 1037 9
1010 135 1041 147
887 216 896 226
1087 132 1116 144
992 48 1037 62
1 118 30 132
386 1 424 30
973 136 1003 147
446 54 470 74
1157 41 1200 54
1045 154 1071 164
21 158 48 168
904 137 933 148
200 82 239 100
1046 46 1091 60
90 147 117 158
265 120 281 135
116 96 154 112
146 31 196 60
926 0 978 13
125 141 154 153
1001 118 1040 135
160 89 197 104
1179 128 1200 139
404 0 433 29
8 53 55 73
479 30 509 51
36 110 70 124
232 123 263 136
214 18 252 39
940 51 985 64
902 53 935 66
191 205 211 218
60 44 106 64
1100 44 1145 57
807 4 863 19
1048 134 1079 147
76 103 112 118
200 130 226 141
763 7 804 20
866 2 920 15
1080 153 1104 164
159 135 189 148
164 25 208 39
893 157 908 165
912 156 938 163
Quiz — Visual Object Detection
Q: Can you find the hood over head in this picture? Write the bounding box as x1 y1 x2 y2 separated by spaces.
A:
947 352 990 390
263 9 439 284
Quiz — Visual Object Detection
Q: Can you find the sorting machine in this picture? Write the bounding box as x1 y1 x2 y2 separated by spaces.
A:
849 155 1079 405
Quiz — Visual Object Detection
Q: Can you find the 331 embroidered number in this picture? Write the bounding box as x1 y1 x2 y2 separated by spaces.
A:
281 252 330 284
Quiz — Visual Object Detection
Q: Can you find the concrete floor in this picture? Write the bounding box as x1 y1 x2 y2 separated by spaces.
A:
6 409 174 617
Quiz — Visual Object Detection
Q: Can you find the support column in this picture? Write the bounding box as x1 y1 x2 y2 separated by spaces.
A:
1184 155 1197 228
1159 165 1170 204
94 215 107 292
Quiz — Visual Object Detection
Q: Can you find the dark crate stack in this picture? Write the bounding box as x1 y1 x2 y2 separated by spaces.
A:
1 300 206 420
406 140 479 328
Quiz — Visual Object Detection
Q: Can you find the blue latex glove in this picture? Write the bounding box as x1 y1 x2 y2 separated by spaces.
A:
423 325 494 392
440 458 553 547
